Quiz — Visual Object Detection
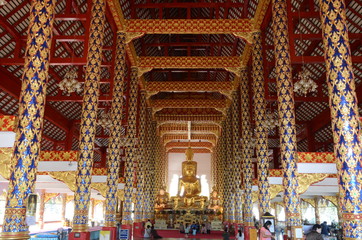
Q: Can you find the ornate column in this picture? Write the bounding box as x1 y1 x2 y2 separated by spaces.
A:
149 121 158 220
314 197 320 224
272 0 301 236
61 194 67 225
133 90 147 236
0 1 56 239
232 90 243 225
319 0 362 238
142 108 153 221
38 191 46 230
71 0 105 237
103 32 127 239
252 31 271 216
240 69 256 238
122 67 139 228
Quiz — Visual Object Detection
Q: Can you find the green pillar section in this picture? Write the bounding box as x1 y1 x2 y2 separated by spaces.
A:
239 69 254 226
0 1 56 239
72 0 105 232
122 67 139 225
272 0 301 230
319 0 362 238
104 32 126 227
252 31 270 215
134 91 147 222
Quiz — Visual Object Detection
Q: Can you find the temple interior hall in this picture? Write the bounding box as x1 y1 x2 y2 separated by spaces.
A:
0 0 361 239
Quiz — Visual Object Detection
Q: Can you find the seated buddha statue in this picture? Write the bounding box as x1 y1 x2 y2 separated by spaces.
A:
155 186 170 209
173 147 207 209
208 186 222 212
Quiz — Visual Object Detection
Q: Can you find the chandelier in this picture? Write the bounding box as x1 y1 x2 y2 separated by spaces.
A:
263 110 279 129
58 69 82 95
97 112 112 129
293 69 318 96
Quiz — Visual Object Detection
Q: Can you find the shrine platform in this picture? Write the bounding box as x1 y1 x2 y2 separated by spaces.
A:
151 229 225 239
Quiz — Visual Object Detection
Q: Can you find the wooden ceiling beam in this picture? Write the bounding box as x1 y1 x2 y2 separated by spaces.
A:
0 67 71 132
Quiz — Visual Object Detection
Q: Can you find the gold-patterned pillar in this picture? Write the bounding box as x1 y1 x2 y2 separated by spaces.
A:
240 69 255 231
134 91 147 223
122 67 139 226
104 32 126 228
71 0 105 234
0 1 56 239
61 194 67 225
319 0 362 238
252 31 271 216
38 191 46 230
142 108 152 221
232 90 243 224
272 0 301 236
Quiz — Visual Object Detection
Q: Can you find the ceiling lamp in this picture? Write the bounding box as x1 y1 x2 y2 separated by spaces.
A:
293 68 318 96
0 0 7 6
97 112 112 129
263 110 279 129
58 69 82 95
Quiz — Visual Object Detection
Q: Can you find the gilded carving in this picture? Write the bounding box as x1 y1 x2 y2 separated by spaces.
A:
139 56 241 69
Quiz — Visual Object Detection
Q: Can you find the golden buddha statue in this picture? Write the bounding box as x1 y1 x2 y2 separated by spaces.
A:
208 186 223 212
172 147 207 210
155 186 170 210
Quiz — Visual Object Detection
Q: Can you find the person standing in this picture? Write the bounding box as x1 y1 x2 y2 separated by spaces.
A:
222 228 230 240
185 223 190 238
321 221 330 238
236 229 244 240
144 225 152 238
306 224 323 240
259 221 275 240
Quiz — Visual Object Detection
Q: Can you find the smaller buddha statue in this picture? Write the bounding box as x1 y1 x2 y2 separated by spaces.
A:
155 186 170 209
208 186 222 212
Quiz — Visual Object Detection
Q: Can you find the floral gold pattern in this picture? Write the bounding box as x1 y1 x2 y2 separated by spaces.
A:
72 0 105 231
319 0 362 237
1 0 56 237
273 0 301 227
104 32 126 228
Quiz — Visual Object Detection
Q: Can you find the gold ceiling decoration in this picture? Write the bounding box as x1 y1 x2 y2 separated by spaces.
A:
322 195 338 207
165 141 214 151
297 173 329 194
126 19 254 34
150 99 228 110
138 56 241 69
162 133 217 146
125 32 144 44
44 193 59 203
155 114 224 124
168 148 211 153
137 67 153 78
91 183 108 198
301 198 316 208
49 171 77 192
224 67 243 77
158 123 221 137
146 81 234 97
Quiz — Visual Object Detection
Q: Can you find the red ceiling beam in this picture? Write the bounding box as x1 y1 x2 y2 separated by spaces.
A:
0 57 111 66
0 67 71 132
133 3 245 8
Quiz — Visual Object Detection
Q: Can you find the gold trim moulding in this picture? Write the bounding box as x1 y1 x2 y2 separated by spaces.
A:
0 231 30 240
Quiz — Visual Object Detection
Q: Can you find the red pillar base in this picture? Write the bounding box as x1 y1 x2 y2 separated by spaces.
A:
102 227 118 240
68 231 90 240
133 222 144 238
244 226 257 240
121 224 133 239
